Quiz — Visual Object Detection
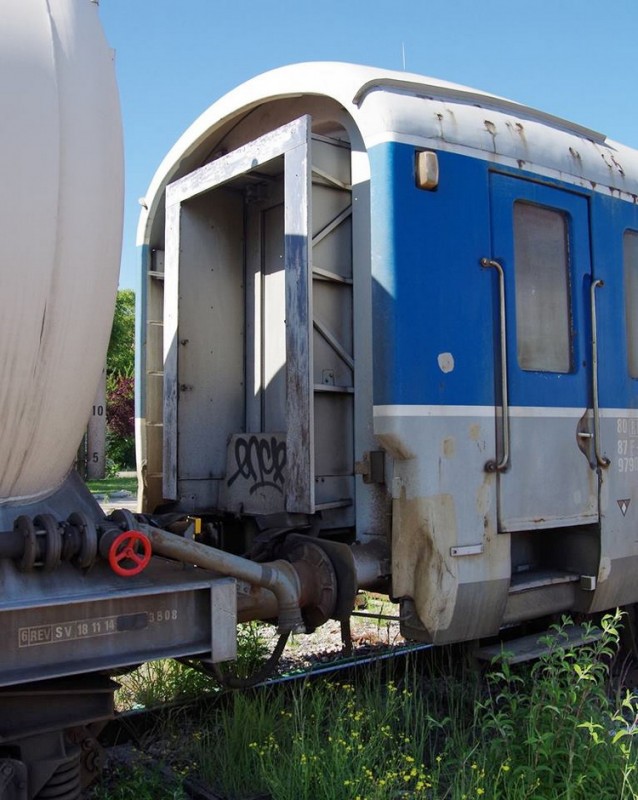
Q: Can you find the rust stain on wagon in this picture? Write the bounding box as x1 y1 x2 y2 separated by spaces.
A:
442 437 455 458
469 424 481 442
391 490 458 633
484 120 497 153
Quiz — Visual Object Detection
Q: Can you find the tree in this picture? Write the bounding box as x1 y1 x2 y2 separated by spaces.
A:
106 289 135 468
107 288 135 377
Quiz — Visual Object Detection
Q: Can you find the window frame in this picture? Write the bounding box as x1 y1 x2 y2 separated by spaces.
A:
512 200 574 375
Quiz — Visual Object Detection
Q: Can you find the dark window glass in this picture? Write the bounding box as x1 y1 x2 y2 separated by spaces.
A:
513 202 571 373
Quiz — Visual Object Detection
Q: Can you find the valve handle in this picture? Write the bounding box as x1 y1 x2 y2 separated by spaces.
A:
108 530 152 576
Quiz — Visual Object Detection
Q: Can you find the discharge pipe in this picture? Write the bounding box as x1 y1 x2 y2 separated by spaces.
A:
141 524 305 634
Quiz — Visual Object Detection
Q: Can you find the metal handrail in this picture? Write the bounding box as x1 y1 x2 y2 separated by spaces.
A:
481 258 510 472
590 279 610 468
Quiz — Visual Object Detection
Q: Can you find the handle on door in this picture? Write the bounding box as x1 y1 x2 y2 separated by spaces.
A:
590 279 610 468
481 258 510 472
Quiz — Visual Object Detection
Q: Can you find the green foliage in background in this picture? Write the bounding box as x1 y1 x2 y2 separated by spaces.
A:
107 289 135 378
106 289 135 469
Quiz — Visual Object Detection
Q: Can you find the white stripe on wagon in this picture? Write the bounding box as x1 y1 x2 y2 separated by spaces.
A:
373 405 638 419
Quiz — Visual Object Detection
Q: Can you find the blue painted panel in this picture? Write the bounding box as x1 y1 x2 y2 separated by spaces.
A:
591 194 638 410
370 143 495 406
369 141 638 413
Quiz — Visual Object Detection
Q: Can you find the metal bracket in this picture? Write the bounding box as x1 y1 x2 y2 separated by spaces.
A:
354 451 385 485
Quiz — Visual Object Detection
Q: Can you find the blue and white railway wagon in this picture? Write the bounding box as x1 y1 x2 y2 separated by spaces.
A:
138 63 638 644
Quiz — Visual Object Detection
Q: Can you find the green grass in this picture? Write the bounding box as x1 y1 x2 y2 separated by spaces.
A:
86 475 137 495
164 612 638 799
96 612 638 800
115 659 216 710
115 623 271 711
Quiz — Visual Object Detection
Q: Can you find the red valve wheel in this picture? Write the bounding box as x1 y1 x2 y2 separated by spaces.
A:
108 530 152 576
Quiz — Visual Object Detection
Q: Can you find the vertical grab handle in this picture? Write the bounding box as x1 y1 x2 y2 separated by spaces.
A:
481 258 510 472
590 279 610 468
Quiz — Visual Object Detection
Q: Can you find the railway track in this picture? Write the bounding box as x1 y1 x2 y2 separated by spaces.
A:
101 637 434 749
86 629 436 798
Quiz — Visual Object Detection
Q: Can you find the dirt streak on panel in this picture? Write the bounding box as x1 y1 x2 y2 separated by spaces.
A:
392 490 458 633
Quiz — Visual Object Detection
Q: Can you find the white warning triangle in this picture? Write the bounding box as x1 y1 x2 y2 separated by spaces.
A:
617 499 631 517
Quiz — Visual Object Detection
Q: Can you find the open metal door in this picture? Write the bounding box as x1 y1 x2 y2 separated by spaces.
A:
487 174 600 532
161 116 355 521
163 116 313 512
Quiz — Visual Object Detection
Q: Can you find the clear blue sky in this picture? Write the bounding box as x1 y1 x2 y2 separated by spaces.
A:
100 0 638 291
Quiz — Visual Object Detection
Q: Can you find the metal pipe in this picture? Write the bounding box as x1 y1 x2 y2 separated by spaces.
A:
0 530 27 559
236 587 279 623
141 524 305 633
351 540 391 592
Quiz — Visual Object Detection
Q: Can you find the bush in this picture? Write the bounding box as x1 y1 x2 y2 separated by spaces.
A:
475 610 638 799
106 375 134 469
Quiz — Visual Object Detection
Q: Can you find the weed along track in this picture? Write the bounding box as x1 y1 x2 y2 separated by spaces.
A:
88 610 638 800
99 610 433 745
91 612 435 798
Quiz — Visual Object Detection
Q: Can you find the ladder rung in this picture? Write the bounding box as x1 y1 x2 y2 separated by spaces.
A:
314 384 354 394
314 499 353 511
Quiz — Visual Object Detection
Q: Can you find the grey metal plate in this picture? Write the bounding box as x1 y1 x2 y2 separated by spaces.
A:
0 561 236 686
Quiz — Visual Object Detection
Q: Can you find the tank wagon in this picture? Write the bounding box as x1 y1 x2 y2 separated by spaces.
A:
137 59 638 645
0 3 235 797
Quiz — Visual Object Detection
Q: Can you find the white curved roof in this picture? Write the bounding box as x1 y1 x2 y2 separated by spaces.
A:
139 62 638 244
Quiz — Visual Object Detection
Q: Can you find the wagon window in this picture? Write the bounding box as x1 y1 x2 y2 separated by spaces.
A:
513 202 571 373
624 230 638 378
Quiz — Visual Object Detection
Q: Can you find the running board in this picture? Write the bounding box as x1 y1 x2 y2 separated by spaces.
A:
503 570 581 626
475 624 603 664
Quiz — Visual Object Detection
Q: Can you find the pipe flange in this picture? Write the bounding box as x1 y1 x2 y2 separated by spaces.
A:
68 511 98 569
283 536 338 631
14 515 36 572
34 514 62 572
109 508 137 531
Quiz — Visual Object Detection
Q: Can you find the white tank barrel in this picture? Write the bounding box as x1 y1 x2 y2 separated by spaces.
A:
0 0 123 503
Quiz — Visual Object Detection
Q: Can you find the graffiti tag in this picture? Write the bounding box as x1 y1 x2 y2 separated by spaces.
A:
227 435 286 495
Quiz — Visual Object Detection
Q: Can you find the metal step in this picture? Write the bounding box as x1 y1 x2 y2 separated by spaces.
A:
502 570 583 627
509 569 580 594
475 624 603 664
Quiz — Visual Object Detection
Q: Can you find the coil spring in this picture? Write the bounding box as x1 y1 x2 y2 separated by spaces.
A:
34 751 81 800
